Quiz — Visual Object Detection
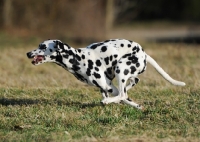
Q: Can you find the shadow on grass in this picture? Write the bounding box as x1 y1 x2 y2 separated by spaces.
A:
56 100 104 108
0 98 103 108
0 98 42 106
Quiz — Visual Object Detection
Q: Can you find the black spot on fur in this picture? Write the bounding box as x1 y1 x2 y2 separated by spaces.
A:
69 57 80 66
114 54 118 58
136 48 140 52
54 54 67 68
104 57 109 65
39 44 46 50
129 40 133 43
49 49 53 52
139 59 147 74
90 43 103 49
88 60 93 69
107 67 112 75
122 53 131 59
68 50 74 56
92 80 101 89
128 56 138 62
58 42 65 50
77 49 81 53
130 66 136 74
122 79 125 83
69 58 74 64
50 55 56 59
110 56 113 61
131 56 138 63
112 60 117 66
76 54 81 61
113 66 116 71
135 78 139 84
132 46 137 51
93 72 101 79
95 67 99 71
124 69 129 75
124 88 126 93
101 46 107 52
121 44 124 47
90 44 98 49
136 62 140 67
72 65 81 72
126 61 131 65
108 89 113 93
128 44 131 48
74 72 87 83
82 54 85 59
63 54 69 59
64 43 71 49
104 71 114 80
116 69 120 74
96 60 101 66
86 68 91 76
104 40 110 43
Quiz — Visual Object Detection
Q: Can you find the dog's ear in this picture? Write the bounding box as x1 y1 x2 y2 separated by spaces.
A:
53 40 70 52
53 40 63 51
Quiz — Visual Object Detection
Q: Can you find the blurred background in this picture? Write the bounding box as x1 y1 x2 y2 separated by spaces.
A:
1 0 200 44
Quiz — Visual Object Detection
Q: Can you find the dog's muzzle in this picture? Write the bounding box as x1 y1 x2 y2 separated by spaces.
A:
27 52 33 58
27 52 44 65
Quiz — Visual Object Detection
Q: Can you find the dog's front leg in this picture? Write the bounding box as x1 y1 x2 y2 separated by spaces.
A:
100 90 121 105
100 89 115 105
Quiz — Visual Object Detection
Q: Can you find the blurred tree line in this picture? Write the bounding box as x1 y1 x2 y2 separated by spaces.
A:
115 0 200 23
1 0 200 41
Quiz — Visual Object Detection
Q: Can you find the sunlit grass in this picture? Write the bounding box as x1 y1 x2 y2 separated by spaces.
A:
0 37 200 141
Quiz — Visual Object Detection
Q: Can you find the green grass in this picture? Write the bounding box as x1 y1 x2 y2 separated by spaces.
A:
0 35 200 141
0 88 199 141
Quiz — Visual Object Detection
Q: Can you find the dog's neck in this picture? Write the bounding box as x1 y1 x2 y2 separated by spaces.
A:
54 44 81 74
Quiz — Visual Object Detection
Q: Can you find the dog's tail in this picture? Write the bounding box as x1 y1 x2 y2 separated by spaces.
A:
146 54 185 86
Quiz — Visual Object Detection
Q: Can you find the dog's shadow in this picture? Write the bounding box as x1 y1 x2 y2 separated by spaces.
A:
0 98 103 108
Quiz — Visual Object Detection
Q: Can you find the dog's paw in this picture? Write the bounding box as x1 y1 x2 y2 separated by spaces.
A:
137 104 144 111
100 99 109 105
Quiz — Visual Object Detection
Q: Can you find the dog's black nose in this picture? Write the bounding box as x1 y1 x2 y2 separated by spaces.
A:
27 52 33 58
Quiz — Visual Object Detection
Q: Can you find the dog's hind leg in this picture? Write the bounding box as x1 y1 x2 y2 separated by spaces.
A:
122 98 144 110
126 77 140 91
122 77 143 110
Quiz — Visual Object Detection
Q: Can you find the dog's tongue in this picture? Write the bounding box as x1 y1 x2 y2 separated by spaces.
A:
32 55 43 64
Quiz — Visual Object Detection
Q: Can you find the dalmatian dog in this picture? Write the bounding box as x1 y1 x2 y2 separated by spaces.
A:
27 39 185 110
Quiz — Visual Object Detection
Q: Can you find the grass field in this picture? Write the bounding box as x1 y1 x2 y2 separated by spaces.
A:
0 34 200 141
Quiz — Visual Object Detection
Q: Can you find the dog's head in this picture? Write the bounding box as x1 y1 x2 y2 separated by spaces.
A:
27 39 65 65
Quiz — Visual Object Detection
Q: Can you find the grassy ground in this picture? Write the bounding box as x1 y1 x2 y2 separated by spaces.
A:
0 34 200 141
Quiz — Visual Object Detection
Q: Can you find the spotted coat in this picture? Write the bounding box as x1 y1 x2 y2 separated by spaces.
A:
27 39 185 110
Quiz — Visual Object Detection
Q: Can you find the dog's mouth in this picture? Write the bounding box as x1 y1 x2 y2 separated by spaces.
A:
31 55 44 65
